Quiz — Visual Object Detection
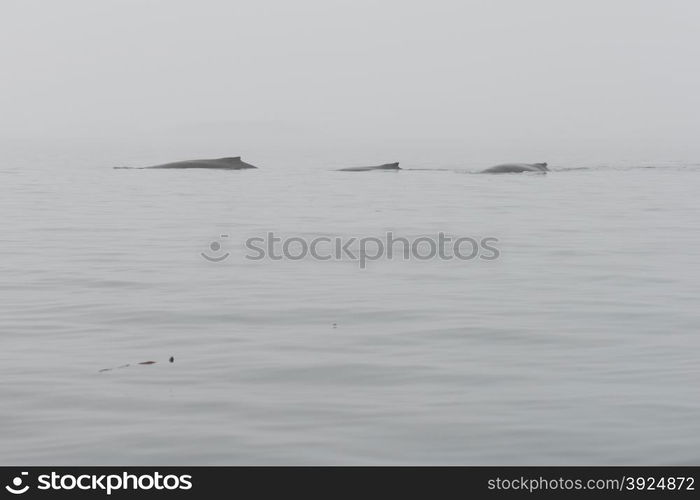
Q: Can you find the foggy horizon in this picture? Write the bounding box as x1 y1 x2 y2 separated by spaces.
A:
1 0 699 161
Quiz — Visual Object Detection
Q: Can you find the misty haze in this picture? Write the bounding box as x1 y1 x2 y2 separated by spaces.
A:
1 0 699 466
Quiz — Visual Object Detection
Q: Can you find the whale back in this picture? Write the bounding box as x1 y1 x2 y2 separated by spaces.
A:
481 162 548 174
137 157 257 169
338 162 401 172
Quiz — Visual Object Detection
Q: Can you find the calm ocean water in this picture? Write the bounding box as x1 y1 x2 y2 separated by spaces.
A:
1 139 699 465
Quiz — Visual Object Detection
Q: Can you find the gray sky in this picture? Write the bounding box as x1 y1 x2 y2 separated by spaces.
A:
1 0 698 159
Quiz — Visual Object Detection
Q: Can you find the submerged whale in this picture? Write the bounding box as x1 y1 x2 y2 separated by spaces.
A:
337 162 400 172
115 156 257 170
481 162 548 174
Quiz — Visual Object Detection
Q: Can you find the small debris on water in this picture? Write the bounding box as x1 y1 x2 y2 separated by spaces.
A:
98 357 173 373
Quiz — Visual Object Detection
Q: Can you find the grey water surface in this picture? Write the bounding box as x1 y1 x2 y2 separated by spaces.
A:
1 143 699 465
